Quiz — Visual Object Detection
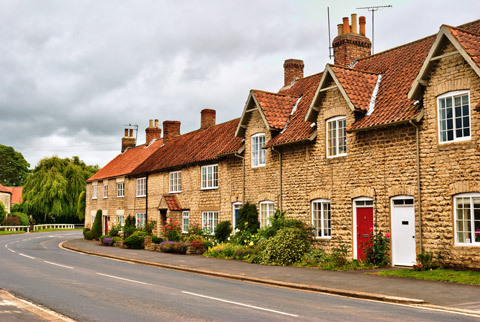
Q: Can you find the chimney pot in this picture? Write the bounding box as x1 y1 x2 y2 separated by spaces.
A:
163 120 181 143
337 24 343 36
359 16 366 36
124 128 128 137
342 17 350 33
149 119 153 128
283 59 304 86
351 14 358 34
200 109 216 130
154 119 159 128
129 129 133 137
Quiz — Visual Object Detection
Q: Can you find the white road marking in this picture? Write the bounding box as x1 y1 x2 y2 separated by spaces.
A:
8 249 15 253
96 273 152 286
44 261 74 270
19 253 35 259
182 291 299 317
0 300 14 306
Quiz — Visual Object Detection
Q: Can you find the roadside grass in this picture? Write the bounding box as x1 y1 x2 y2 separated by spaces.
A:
34 228 82 232
0 231 27 235
376 268 480 285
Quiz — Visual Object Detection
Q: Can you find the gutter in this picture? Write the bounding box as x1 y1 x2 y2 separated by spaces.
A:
409 119 423 253
347 111 424 133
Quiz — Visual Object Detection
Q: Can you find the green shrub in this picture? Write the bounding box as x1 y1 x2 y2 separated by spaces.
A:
230 230 259 246
361 231 390 267
124 234 145 249
10 212 29 226
215 221 232 243
123 215 136 238
10 203 24 213
144 220 156 236
188 223 204 237
204 243 253 260
257 210 306 240
91 209 103 240
329 241 348 268
83 227 91 239
236 202 259 234
159 241 188 254
152 236 163 244
163 219 181 241
0 202 6 223
112 236 123 243
301 249 328 266
414 251 443 271
83 228 93 240
262 227 311 265
108 223 121 237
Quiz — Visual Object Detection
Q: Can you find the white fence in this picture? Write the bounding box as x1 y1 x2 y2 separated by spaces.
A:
34 224 75 231
0 226 30 232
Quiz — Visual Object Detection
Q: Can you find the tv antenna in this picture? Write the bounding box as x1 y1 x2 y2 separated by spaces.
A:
124 123 139 141
356 5 392 54
327 7 333 60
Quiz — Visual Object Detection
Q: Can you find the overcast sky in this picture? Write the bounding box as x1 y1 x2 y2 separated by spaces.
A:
1 0 479 168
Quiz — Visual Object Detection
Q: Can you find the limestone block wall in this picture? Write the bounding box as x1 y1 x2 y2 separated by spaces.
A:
418 42 480 267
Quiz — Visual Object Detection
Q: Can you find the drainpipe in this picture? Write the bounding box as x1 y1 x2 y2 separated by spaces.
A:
145 174 149 228
234 153 245 204
271 147 282 212
409 120 423 252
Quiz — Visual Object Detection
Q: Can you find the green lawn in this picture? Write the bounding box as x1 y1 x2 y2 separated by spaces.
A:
376 268 480 285
0 230 27 235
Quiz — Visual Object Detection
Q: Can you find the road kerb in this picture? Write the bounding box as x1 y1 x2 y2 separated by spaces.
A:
60 242 425 305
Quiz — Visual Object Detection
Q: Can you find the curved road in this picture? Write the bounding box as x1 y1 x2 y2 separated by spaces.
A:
0 231 476 321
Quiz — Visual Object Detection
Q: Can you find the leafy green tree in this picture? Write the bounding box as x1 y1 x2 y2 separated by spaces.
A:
0 201 6 224
77 191 86 221
22 156 99 223
0 144 30 186
91 209 103 240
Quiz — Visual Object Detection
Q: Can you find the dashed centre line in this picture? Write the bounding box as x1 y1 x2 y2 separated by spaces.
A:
7 249 15 253
96 273 153 286
44 261 74 269
19 253 35 259
182 291 299 317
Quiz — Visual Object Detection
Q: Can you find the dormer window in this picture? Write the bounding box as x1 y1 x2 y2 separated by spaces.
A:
438 91 470 143
326 116 347 158
251 133 266 167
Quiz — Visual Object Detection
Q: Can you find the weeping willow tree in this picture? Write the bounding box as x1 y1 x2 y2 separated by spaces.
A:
22 156 98 223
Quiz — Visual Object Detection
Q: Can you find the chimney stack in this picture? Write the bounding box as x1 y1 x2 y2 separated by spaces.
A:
163 120 181 143
283 59 304 86
121 128 136 152
332 14 371 67
200 109 216 130
145 118 162 144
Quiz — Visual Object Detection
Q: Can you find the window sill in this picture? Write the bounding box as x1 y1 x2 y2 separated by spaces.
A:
201 187 218 191
454 243 479 247
314 236 332 240
169 191 182 194
136 195 146 198
326 153 347 159
251 164 266 168
117 196 124 198
92 197 97 200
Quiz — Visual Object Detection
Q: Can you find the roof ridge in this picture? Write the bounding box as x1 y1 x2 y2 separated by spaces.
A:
445 24 480 37
251 89 298 98
456 18 480 34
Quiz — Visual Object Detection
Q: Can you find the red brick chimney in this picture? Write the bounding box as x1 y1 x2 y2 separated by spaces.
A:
145 119 162 144
200 109 216 130
121 128 136 152
163 121 181 143
332 14 371 67
283 59 304 86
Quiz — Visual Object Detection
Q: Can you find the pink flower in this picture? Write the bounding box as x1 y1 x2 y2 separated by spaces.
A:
385 233 391 238
369 227 373 231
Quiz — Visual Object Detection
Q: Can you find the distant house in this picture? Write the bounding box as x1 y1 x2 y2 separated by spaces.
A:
86 14 480 268
0 184 11 214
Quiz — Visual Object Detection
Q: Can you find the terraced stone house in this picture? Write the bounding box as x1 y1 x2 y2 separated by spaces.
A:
86 14 480 268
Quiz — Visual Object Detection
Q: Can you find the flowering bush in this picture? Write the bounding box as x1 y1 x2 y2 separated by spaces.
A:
361 231 391 267
102 236 114 246
188 223 204 237
204 243 253 260
159 241 188 254
261 227 311 265
230 229 259 246
164 219 182 241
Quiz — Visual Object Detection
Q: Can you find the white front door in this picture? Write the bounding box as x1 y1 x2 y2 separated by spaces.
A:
391 197 416 266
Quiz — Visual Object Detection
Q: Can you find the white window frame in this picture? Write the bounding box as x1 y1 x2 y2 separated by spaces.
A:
312 199 331 239
454 193 480 246
169 171 181 193
232 202 243 230
201 164 218 190
117 182 124 198
202 211 218 235
326 116 347 158
251 133 266 167
438 91 470 144
136 212 146 228
136 177 146 197
92 185 98 199
182 211 189 234
259 201 274 228
117 215 125 226
103 184 108 198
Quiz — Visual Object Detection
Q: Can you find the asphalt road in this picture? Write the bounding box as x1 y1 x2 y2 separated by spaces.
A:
0 231 477 322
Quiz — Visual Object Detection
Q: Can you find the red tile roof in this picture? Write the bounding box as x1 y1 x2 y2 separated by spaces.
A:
448 26 480 69
87 139 164 182
0 184 11 194
252 90 299 130
265 73 322 147
132 118 243 174
5 187 22 204
164 195 181 211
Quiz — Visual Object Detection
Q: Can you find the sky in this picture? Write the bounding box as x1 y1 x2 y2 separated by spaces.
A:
1 0 479 168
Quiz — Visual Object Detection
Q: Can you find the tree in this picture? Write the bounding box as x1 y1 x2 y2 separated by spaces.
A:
0 144 30 186
22 156 99 223
77 191 86 221
236 202 260 234
91 209 102 240
0 201 6 224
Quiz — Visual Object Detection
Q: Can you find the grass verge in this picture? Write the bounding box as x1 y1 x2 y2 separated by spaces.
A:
0 230 27 235
376 268 480 285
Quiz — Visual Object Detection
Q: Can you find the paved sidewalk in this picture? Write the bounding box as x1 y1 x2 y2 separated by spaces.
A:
63 239 480 315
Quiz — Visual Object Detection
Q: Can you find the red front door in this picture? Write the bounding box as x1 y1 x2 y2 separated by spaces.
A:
356 207 373 261
104 216 109 235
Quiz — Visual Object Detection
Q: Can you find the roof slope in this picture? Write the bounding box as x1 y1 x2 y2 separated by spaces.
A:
164 195 181 211
252 90 299 130
5 187 22 204
0 184 11 194
133 118 243 174
448 26 480 69
266 73 322 147
87 139 164 182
